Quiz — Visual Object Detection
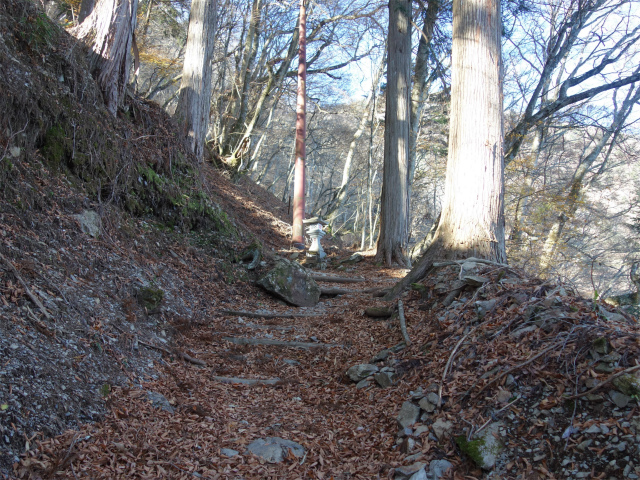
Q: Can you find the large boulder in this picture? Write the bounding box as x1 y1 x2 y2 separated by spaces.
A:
257 259 320 307
246 437 305 463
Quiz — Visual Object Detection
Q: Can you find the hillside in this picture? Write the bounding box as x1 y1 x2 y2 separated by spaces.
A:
2 1 640 479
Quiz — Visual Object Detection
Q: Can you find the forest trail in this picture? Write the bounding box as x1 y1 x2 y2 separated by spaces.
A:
6 162 640 480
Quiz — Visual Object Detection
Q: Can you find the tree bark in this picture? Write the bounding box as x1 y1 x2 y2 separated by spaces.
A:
384 0 505 300
173 0 218 160
72 0 139 117
375 0 412 267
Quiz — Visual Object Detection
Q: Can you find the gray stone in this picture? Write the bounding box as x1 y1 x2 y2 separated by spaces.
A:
418 397 436 413
257 259 320 307
465 275 490 287
398 427 413 438
460 261 479 276
341 253 364 265
371 349 391 363
414 426 429 436
584 425 601 434
577 439 593 451
394 462 426 480
246 437 305 463
431 418 453 440
374 371 394 388
612 373 640 397
497 390 512 403
585 393 604 402
397 401 421 428
147 391 175 413
601 309 627 323
347 364 379 382
609 390 632 408
456 422 504 470
426 392 440 406
475 299 497 318
221 448 239 457
429 459 453 480
73 210 101 238
510 325 538 340
505 374 516 386
356 378 371 389
400 437 416 454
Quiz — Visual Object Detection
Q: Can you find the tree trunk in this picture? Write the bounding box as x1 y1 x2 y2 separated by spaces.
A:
173 0 218 160
375 0 411 267
72 0 139 117
384 0 505 300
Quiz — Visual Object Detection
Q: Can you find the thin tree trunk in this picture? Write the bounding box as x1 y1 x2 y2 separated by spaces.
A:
173 0 218 160
375 0 412 267
72 0 139 117
292 0 307 247
384 0 504 300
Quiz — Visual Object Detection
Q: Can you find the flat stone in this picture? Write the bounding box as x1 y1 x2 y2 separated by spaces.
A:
584 425 602 434
426 392 440 406
414 426 429 436
73 210 101 238
146 391 175 413
609 390 632 408
464 275 490 287
246 437 305 463
431 418 453 440
371 349 391 362
418 397 436 413
497 390 512 403
397 401 421 428
612 373 640 397
220 448 239 457
577 439 593 451
347 364 379 382
475 299 497 318
356 378 371 389
429 459 453 480
456 422 504 470
394 462 426 480
374 371 394 388
585 393 604 402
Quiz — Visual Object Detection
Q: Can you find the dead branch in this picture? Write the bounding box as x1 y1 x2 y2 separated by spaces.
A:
397 300 411 346
212 376 282 386
222 309 323 319
0 252 52 320
138 339 207 366
565 364 640 400
475 341 566 397
320 286 382 295
309 273 366 283
222 336 340 349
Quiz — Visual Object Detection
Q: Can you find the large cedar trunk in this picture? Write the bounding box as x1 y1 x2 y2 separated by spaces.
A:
375 0 411 267
173 0 218 160
72 0 138 117
384 0 505 299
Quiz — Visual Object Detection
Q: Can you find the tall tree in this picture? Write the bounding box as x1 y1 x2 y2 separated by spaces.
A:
173 0 218 160
375 0 411 266
384 0 504 299
72 0 139 116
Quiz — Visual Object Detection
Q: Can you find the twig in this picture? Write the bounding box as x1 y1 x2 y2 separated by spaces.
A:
223 336 340 349
397 300 411 346
475 341 566 397
0 252 52 320
212 376 282 386
565 364 640 400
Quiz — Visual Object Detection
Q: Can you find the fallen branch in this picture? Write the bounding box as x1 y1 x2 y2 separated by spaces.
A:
397 300 411 346
475 341 565 397
565 364 640 400
364 307 393 318
320 286 382 295
0 252 52 320
310 273 366 283
236 322 293 332
212 376 282 386
433 257 524 278
222 336 340 349
138 339 207 366
222 309 323 319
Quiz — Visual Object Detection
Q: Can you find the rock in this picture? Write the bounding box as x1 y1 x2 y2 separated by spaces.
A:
246 437 305 463
601 309 626 323
418 397 436 413
341 253 364 265
475 299 497 318
455 422 504 470
584 425 602 434
464 275 490 287
426 392 440 406
371 349 391 363
365 307 393 318
497 390 512 403
137 286 164 309
431 418 453 440
609 390 631 408
592 337 611 354
414 426 429 436
400 437 416 454
346 364 379 382
577 439 593 451
73 210 101 238
147 391 175 413
394 462 426 480
374 371 394 388
612 373 640 397
397 401 421 428
356 378 372 389
398 427 413 438
429 459 453 480
460 261 478 276
505 374 516 386
509 325 538 340
220 448 239 457
257 259 320 307
595 363 616 373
